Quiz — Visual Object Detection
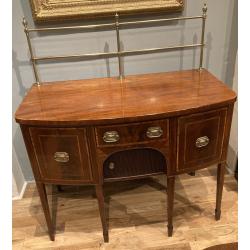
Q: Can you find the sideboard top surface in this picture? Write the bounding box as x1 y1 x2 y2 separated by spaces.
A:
15 69 236 126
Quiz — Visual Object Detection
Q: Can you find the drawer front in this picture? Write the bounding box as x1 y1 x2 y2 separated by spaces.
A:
177 108 227 171
30 128 93 182
95 120 169 147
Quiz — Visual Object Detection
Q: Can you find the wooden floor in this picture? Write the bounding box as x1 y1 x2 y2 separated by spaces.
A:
13 166 238 250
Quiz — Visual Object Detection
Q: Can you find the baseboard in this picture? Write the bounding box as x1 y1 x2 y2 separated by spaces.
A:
226 166 234 175
12 180 35 200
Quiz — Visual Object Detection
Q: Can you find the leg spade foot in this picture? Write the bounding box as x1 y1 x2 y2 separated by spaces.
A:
168 225 173 237
215 209 221 221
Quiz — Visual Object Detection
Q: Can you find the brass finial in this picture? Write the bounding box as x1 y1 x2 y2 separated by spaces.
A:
202 3 207 17
115 13 119 26
22 17 28 28
22 17 29 32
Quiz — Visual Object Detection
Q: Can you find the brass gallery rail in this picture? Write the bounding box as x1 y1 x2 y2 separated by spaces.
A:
22 3 208 85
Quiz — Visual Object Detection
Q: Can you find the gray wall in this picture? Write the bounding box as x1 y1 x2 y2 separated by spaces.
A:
13 0 238 182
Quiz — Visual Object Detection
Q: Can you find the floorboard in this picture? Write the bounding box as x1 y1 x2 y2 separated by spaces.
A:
12 167 238 250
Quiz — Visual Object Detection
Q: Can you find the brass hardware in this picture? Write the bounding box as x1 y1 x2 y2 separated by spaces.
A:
115 13 123 80
109 162 115 170
28 23 115 32
22 4 207 83
33 44 203 62
22 17 40 85
27 16 202 33
199 3 208 70
54 152 70 163
122 44 203 56
33 52 118 61
146 127 163 138
103 131 120 143
196 136 210 148
120 16 203 26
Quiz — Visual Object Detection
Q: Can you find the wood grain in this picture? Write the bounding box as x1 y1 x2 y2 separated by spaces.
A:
95 119 169 147
15 70 236 126
177 108 227 172
203 242 237 250
15 69 237 242
29 127 93 182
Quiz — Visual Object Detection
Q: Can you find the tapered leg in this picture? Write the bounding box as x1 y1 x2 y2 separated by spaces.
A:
95 185 108 242
167 176 175 236
36 182 55 241
215 163 226 220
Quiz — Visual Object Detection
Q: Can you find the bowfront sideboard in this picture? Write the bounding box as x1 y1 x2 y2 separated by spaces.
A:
15 69 236 242
16 4 237 242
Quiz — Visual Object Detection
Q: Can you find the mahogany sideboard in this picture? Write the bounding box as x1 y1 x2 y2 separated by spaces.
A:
15 69 236 242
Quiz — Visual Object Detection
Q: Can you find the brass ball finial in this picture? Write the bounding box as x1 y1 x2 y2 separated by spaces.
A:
115 12 119 25
202 3 207 14
22 17 28 28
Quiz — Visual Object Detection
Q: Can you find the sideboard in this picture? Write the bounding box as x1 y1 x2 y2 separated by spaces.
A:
15 69 236 242
15 3 237 242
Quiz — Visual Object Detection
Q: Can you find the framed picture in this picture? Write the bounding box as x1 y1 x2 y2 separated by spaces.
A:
30 0 184 23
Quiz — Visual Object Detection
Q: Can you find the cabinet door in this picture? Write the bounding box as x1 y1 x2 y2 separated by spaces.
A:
177 108 227 172
30 128 93 182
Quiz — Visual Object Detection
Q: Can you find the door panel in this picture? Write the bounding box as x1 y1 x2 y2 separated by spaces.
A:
30 128 93 182
177 108 227 171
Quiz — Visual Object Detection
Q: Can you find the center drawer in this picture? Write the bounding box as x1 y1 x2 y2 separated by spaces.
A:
95 120 169 147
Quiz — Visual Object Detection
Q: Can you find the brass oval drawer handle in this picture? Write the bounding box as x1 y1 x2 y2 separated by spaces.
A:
196 136 210 148
103 131 120 143
146 126 163 138
54 152 69 163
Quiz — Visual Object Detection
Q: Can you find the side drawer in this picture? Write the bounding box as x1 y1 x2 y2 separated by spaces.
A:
177 108 227 171
95 120 169 147
29 128 93 182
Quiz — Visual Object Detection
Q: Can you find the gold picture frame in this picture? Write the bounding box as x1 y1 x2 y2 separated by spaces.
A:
30 0 184 23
